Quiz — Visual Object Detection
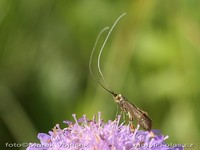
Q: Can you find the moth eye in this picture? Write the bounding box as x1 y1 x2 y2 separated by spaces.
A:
116 94 123 102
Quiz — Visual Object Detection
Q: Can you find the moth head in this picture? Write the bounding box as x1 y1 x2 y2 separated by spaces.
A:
113 94 123 103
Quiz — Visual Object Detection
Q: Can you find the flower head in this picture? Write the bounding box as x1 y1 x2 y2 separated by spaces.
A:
27 112 183 150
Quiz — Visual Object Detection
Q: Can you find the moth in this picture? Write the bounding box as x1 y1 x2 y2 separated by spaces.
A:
89 13 152 131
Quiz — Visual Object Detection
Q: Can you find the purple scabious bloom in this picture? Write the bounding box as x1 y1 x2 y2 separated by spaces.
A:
27 112 183 150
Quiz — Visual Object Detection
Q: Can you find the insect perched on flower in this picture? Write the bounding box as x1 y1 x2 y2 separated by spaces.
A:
89 13 152 131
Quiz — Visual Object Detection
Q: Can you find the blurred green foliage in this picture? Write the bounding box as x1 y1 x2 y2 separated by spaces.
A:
0 0 200 149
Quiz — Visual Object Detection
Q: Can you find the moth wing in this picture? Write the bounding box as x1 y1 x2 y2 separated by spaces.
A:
136 107 148 116
123 101 148 116
122 100 152 131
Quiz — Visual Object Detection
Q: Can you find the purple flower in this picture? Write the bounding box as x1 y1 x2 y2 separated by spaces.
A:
27 112 183 150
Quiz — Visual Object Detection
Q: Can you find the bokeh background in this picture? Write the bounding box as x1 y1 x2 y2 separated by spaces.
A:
0 0 200 149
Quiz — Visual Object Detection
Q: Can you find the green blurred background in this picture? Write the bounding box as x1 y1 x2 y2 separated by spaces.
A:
0 0 199 149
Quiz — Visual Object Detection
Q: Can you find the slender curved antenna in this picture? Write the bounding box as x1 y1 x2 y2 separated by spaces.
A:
97 13 127 91
89 26 115 95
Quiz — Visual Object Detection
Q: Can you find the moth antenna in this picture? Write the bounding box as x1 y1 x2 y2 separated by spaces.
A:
97 13 127 93
89 26 115 95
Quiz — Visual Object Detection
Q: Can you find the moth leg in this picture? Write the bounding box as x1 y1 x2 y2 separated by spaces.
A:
127 111 133 121
114 111 126 122
126 111 135 132
130 122 135 133
115 105 119 119
119 111 126 122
